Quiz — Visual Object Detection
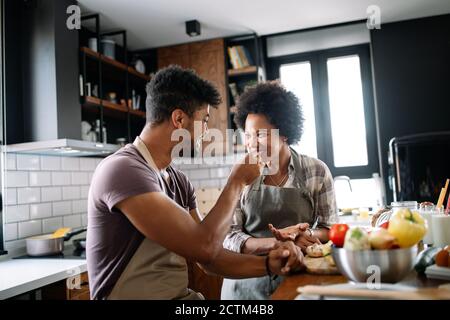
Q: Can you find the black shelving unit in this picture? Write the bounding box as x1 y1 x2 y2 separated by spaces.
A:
224 34 266 144
79 14 149 145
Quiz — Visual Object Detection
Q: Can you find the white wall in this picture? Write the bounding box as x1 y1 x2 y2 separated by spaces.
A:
266 23 370 57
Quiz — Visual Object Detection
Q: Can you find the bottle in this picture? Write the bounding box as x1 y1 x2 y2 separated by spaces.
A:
95 120 101 142
102 122 107 143
79 75 84 96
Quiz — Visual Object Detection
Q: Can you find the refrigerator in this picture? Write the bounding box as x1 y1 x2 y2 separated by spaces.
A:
389 131 450 203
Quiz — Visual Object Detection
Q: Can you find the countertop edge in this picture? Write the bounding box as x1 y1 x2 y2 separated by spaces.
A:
0 261 87 300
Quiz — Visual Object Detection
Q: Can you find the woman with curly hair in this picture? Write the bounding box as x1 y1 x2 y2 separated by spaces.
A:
221 81 338 300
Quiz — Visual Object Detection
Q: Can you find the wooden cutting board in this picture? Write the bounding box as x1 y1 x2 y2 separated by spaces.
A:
304 256 340 275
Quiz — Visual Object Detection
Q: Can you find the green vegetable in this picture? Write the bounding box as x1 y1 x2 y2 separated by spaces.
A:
414 247 442 274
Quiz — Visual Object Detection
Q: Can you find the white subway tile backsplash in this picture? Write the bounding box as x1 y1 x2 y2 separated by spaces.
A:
51 172 72 186
3 153 236 252
199 179 220 188
220 178 228 188
71 172 88 185
5 239 26 252
5 188 17 205
3 152 98 251
41 187 62 202
42 217 63 233
6 153 16 170
29 171 52 187
63 214 82 228
189 169 210 180
4 223 18 241
17 154 40 170
80 158 98 171
61 157 80 171
5 205 30 223
17 187 41 204
6 171 29 187
80 186 90 199
62 186 81 200
81 213 88 227
52 201 72 216
30 203 53 219
190 180 201 189
40 156 61 171
18 220 42 238
209 167 231 179
72 199 87 214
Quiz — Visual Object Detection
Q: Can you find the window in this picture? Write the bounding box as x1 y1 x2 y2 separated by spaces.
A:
327 55 368 168
279 62 317 158
269 44 379 180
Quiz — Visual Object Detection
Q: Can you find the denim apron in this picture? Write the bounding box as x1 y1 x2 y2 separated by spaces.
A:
221 148 315 300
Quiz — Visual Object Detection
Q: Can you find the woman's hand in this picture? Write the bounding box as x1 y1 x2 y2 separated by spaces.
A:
268 223 309 241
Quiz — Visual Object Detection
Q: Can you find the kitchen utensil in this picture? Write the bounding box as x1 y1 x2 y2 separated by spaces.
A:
101 39 115 59
297 284 450 300
116 138 127 147
51 227 71 238
73 238 86 251
134 59 145 74
88 37 98 52
332 246 417 283
85 82 91 97
26 228 87 256
107 92 117 103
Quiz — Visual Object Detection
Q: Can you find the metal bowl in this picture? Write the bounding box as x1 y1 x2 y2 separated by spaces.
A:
332 246 418 283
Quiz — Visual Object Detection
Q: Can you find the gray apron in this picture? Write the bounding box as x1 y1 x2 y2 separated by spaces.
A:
221 148 315 300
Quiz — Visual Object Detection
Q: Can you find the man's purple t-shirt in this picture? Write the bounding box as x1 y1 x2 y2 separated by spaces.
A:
86 144 196 299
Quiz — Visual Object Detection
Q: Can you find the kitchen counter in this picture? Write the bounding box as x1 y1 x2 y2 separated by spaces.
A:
0 258 87 300
271 271 448 300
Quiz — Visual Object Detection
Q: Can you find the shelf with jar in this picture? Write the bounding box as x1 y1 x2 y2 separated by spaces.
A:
225 34 266 149
79 14 152 146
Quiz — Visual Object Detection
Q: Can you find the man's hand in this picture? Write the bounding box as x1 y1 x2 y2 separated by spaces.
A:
295 231 321 253
267 241 305 276
229 153 264 186
269 223 309 241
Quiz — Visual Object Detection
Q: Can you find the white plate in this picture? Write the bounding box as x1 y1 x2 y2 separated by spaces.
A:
295 282 414 300
425 264 450 280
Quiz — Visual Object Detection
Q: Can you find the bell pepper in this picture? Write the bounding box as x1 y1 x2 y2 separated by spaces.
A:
387 208 428 248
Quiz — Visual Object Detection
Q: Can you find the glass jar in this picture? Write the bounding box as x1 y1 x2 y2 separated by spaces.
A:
391 201 418 215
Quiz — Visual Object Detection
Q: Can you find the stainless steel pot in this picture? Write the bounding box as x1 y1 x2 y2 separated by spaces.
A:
26 228 87 256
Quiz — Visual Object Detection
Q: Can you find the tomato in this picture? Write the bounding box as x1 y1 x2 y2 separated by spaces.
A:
380 221 389 229
435 250 449 267
329 224 349 247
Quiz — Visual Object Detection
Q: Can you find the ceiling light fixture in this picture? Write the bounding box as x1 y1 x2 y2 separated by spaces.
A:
186 20 201 37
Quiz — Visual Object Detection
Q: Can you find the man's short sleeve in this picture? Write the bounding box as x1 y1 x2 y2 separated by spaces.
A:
187 180 197 210
92 156 162 211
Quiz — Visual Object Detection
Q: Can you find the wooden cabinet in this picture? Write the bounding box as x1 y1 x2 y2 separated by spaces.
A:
157 39 229 144
186 261 223 300
40 271 90 300
66 272 90 300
